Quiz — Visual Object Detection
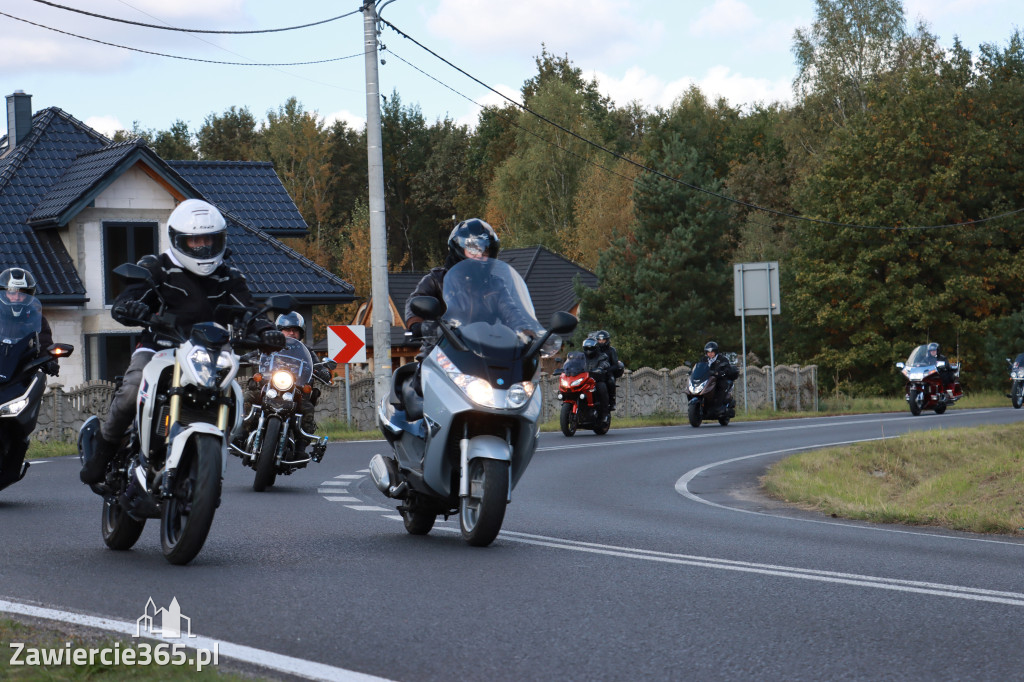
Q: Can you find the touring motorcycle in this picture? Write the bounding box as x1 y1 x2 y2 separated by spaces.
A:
685 358 737 427
231 338 335 491
896 345 962 415
0 295 73 492
370 258 577 546
78 262 290 565
1006 353 1024 409
556 350 610 436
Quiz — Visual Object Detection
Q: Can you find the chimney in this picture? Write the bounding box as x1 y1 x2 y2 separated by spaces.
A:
6 90 32 148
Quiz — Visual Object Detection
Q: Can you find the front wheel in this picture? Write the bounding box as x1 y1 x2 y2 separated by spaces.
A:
460 458 509 547
161 434 222 565
688 401 703 428
559 403 577 437
101 495 145 550
1013 382 1023 409
908 388 922 416
253 417 281 492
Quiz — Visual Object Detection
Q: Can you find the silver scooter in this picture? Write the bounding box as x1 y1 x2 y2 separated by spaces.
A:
370 258 577 546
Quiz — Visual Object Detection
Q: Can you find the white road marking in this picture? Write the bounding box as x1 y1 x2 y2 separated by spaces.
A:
0 599 392 682
333 474 363 479
318 488 348 494
345 505 391 512
323 496 361 502
319 481 348 486
422 524 1024 607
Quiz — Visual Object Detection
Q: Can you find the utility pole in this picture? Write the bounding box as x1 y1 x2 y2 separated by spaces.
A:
362 1 391 408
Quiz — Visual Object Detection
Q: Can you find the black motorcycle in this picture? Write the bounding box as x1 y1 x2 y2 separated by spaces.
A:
231 338 335 491
684 359 737 427
1007 353 1024 409
0 295 73 492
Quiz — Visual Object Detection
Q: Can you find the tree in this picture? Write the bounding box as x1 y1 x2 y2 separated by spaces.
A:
197 106 259 160
152 120 197 160
565 155 640 270
579 137 735 369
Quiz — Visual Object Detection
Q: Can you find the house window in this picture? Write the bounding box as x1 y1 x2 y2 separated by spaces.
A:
104 222 157 304
85 333 141 382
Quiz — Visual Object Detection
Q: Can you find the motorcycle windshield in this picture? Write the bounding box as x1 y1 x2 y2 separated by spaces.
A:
0 295 42 382
690 361 711 382
1013 353 1024 368
442 259 551 359
258 337 313 385
562 351 587 376
906 345 938 369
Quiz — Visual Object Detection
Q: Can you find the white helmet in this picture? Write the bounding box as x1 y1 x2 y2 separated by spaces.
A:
167 199 227 276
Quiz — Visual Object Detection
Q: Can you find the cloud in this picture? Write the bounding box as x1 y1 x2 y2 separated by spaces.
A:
84 115 126 138
454 84 522 128
593 65 791 112
323 109 365 131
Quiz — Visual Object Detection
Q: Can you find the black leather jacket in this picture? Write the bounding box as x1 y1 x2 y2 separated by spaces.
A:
113 252 270 351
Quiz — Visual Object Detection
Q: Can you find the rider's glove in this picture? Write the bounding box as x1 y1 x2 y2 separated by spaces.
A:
114 299 150 324
409 321 423 338
43 360 59 376
259 329 286 352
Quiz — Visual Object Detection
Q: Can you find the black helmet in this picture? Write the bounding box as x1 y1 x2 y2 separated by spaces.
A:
596 330 610 344
704 341 719 354
582 337 599 357
0 267 37 296
275 311 304 340
447 218 500 266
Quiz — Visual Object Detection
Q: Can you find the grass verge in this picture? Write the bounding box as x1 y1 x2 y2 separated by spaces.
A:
762 420 1024 535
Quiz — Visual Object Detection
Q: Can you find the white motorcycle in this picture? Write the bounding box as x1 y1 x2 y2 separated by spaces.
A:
371 258 577 546
78 262 291 565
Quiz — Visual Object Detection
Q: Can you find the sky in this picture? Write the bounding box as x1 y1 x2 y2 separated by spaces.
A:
1 0 1021 139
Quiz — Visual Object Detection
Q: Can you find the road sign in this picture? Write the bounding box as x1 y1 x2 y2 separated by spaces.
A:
327 325 366 364
734 262 780 317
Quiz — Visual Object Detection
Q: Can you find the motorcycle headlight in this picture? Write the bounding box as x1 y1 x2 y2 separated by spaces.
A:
272 370 295 392
436 348 505 408
0 396 29 416
506 382 535 409
186 347 219 388
691 380 708 393
570 378 583 388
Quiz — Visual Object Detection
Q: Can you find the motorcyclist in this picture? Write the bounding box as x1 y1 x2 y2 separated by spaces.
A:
928 342 957 391
582 337 611 423
704 341 738 409
241 311 330 460
80 198 284 484
594 330 622 410
0 268 59 377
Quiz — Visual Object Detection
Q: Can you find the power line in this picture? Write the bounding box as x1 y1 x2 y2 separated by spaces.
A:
381 18 1024 232
0 11 366 66
29 0 360 34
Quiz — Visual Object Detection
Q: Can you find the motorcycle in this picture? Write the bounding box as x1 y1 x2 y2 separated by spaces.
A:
78 262 291 565
556 350 610 436
685 358 737 427
895 344 962 416
370 258 577 546
0 295 73 492
1006 353 1024 409
230 338 335 491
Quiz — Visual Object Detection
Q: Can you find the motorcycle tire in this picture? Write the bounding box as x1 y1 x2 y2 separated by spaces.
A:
160 433 222 565
593 414 611 436
253 417 281 492
459 458 508 547
908 389 922 416
718 416 731 426
101 494 145 550
402 505 436 535
934 402 947 415
688 401 702 428
1013 383 1023 409
560 403 577 437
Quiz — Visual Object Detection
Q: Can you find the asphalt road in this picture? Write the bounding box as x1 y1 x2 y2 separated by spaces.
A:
2 407 1024 681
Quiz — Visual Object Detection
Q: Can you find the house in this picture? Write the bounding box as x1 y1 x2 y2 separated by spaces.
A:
0 90 355 386
332 246 598 371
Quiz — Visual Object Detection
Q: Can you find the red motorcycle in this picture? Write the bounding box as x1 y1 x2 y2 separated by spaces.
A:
896 344 962 415
556 351 610 436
